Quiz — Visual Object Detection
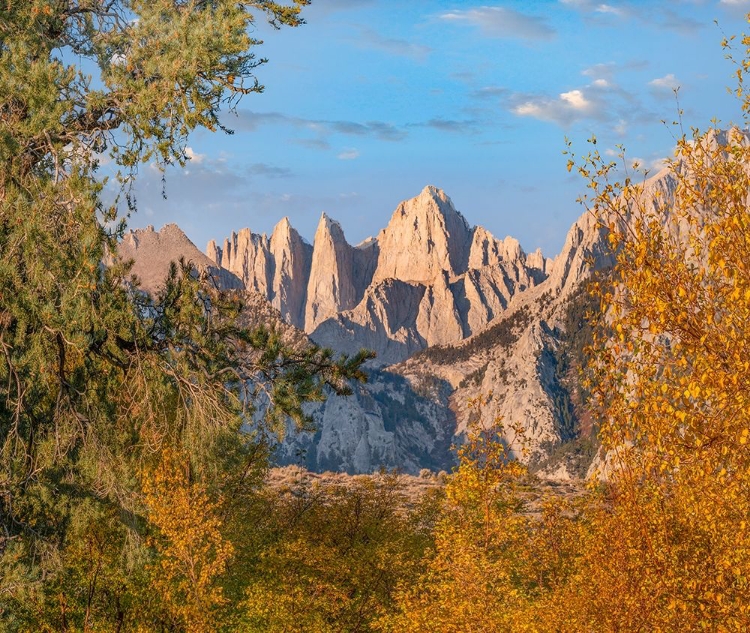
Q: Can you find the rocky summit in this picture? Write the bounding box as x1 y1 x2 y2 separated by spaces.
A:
119 223 243 294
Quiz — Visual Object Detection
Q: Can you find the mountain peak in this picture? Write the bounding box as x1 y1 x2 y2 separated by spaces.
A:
306 211 357 331
119 224 242 294
372 186 472 284
420 184 445 198
271 216 297 243
316 211 346 239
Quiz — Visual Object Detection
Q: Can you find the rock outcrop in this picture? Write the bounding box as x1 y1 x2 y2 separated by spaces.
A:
270 218 312 328
206 220 312 328
118 224 243 294
305 213 360 331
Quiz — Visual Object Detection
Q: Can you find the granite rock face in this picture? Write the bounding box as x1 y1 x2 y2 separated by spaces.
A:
207 220 312 328
204 186 553 364
270 217 312 328
305 214 360 332
371 186 472 284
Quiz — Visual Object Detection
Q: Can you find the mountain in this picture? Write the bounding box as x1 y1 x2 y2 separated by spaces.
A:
207 220 313 327
277 195 613 477
117 221 456 474
305 213 373 332
120 185 616 477
207 185 550 364
396 208 613 479
118 223 243 294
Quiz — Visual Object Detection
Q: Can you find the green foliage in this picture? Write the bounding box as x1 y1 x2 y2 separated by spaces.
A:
241 474 435 632
0 2 373 630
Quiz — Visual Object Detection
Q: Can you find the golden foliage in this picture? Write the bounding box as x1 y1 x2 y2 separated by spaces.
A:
383 407 530 632
559 124 750 631
389 28 750 631
242 473 430 632
142 447 234 632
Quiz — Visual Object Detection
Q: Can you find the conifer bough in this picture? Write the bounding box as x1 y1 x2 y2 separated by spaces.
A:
0 2 373 630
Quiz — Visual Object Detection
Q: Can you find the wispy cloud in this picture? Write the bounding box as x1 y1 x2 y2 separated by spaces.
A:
231 110 487 147
409 118 480 134
649 73 681 90
307 0 376 14
582 60 649 81
231 110 407 144
293 138 332 151
658 8 703 35
439 6 556 40
470 86 509 100
247 163 293 178
559 0 632 18
560 0 705 34
358 28 432 61
337 148 360 160
595 4 628 17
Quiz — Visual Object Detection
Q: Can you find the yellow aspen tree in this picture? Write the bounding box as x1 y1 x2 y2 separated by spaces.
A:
142 447 234 632
553 125 750 630
382 406 531 633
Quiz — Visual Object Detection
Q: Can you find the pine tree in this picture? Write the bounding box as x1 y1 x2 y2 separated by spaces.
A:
0 2 370 629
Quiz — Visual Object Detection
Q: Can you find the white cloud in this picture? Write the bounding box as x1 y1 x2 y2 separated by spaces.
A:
560 89 592 110
649 73 680 90
439 7 555 40
185 146 205 164
560 0 631 17
596 4 626 17
508 73 648 128
512 88 599 125
337 148 360 160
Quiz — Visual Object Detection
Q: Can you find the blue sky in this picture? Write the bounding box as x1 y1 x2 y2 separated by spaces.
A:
130 0 750 258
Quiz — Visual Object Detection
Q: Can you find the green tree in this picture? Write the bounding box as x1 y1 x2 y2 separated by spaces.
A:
241 473 435 632
0 2 371 630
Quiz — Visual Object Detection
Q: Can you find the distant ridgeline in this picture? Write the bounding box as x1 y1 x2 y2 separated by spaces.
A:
121 180 624 478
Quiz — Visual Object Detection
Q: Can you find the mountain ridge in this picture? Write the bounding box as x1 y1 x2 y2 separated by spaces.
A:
205 185 552 364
